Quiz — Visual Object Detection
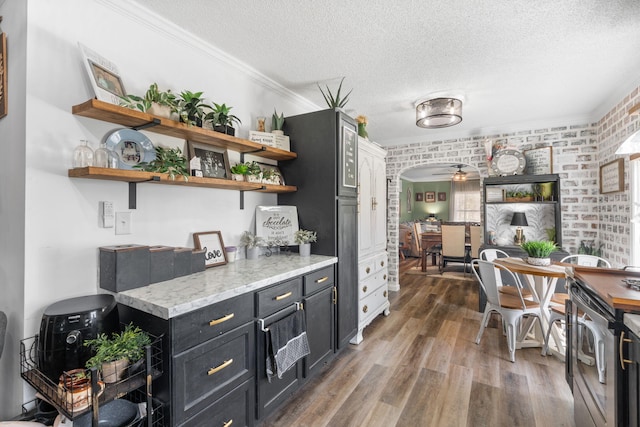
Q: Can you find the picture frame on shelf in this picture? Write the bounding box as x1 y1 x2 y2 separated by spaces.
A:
438 192 447 202
415 192 424 202
524 146 553 175
78 43 126 105
257 162 285 185
193 231 228 267
485 188 504 203
186 141 231 179
599 158 624 194
0 32 7 119
425 191 436 203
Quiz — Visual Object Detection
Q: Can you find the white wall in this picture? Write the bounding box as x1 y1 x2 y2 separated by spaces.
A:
1 0 318 417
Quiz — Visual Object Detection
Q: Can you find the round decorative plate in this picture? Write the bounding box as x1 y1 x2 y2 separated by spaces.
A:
104 128 155 170
491 149 526 176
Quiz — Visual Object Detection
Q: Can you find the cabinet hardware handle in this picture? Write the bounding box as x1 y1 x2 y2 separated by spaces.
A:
619 331 633 370
380 260 385 267
208 359 233 376
362 286 368 293
275 291 293 301
383 291 387 297
333 287 337 305
371 197 377 210
209 313 235 327
223 420 233 427
316 276 329 283
363 305 368 313
383 274 387 280
366 267 371 274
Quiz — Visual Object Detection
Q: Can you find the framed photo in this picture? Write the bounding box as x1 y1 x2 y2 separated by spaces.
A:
256 205 299 245
186 141 231 179
600 158 624 194
257 162 285 185
193 231 228 267
438 192 447 202
0 32 6 119
78 43 126 105
415 192 424 202
524 146 553 175
425 191 436 203
485 187 504 203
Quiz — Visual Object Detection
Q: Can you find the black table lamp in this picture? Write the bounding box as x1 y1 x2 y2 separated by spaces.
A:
510 212 528 245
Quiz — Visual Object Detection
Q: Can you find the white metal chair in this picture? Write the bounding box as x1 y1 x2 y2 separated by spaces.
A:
440 224 468 274
560 254 611 268
473 260 545 362
479 249 532 299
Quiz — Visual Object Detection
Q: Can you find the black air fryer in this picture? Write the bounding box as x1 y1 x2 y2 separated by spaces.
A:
38 294 119 382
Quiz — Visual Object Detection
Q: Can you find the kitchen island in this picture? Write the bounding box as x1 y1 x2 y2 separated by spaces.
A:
116 254 340 426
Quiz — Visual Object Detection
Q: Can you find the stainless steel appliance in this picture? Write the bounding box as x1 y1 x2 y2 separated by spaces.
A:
38 294 119 381
568 278 618 426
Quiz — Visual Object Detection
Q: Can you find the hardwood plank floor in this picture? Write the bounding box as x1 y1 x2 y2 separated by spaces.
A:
260 258 574 427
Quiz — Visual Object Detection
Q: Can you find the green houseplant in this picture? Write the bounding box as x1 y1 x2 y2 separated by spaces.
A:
230 163 249 181
119 83 178 119
294 229 317 257
84 323 151 383
205 103 241 136
261 167 282 185
178 90 210 127
244 161 262 183
272 109 285 135
134 146 189 181
520 240 558 266
317 77 352 109
240 230 264 260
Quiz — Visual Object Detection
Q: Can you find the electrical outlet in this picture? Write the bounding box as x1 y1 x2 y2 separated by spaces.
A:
115 212 132 235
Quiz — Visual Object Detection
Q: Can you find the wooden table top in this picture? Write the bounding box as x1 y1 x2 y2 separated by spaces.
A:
570 265 640 311
494 257 567 278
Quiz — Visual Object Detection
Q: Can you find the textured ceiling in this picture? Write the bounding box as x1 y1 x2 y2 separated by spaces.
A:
133 0 640 148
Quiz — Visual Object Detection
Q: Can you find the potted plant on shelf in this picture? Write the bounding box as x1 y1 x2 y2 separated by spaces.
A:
119 83 178 120
317 77 352 109
272 109 285 135
83 323 151 383
230 163 249 181
261 168 282 185
240 231 264 260
356 115 368 139
134 146 190 181
294 229 317 257
520 240 558 266
177 90 210 127
245 161 262 183
205 102 241 136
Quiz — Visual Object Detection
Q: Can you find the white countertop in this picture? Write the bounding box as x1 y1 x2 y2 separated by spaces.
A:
625 313 640 336
115 254 338 320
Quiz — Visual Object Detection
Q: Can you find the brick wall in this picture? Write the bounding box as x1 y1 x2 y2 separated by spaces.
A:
384 87 640 289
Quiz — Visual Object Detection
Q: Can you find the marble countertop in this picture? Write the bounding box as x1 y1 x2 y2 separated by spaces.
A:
625 313 640 336
115 254 338 320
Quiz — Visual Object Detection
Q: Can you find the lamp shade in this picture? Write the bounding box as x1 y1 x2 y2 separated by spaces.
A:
510 212 528 227
416 98 462 129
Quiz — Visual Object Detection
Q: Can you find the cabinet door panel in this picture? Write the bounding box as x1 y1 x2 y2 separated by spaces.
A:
179 379 254 427
358 152 374 256
304 286 335 377
372 154 387 252
337 198 358 348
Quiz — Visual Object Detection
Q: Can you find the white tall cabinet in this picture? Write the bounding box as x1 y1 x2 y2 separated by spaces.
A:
351 137 390 345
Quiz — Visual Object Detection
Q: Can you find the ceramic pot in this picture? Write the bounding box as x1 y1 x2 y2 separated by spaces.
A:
147 103 172 119
214 125 235 136
527 257 551 266
299 243 311 257
246 246 260 260
358 122 368 139
101 358 129 383
246 175 262 183
232 173 245 182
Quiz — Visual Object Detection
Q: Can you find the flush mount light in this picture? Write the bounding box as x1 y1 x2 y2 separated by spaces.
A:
416 97 463 129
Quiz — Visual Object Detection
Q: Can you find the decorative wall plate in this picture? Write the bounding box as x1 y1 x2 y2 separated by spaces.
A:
105 128 156 170
491 149 526 176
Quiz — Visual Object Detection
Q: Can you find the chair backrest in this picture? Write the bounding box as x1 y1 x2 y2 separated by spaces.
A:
473 260 528 309
469 225 482 259
479 248 510 261
561 254 611 268
441 224 466 257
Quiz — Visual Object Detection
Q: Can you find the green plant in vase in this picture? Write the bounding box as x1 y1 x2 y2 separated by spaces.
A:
134 146 189 181
230 163 249 181
144 83 178 118
244 161 262 183
356 115 368 139
272 109 285 135
520 240 558 266
204 103 241 136
317 77 352 109
177 90 210 127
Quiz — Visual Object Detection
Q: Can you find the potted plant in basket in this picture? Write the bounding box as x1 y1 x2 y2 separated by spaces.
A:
520 240 558 266
134 146 190 181
240 231 265 260
230 163 249 181
272 109 285 135
294 229 317 257
83 323 151 383
205 102 242 136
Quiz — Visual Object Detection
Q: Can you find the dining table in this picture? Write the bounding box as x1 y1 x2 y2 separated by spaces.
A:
494 257 569 359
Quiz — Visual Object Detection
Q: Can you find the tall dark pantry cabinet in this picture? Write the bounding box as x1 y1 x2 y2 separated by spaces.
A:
279 109 359 350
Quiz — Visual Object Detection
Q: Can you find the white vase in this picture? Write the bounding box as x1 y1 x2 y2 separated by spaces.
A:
299 243 311 257
247 175 262 183
246 246 260 260
527 257 551 266
232 173 245 182
147 103 172 119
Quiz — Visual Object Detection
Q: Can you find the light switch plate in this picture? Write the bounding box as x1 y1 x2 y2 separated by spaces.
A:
115 212 132 235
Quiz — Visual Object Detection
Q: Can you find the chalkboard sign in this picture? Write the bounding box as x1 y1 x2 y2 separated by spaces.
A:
524 147 553 175
342 126 357 188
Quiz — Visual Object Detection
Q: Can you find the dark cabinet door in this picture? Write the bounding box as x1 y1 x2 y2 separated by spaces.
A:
304 286 335 377
627 328 640 427
337 198 358 349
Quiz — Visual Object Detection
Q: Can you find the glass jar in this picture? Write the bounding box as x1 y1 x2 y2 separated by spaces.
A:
72 140 94 168
94 142 110 168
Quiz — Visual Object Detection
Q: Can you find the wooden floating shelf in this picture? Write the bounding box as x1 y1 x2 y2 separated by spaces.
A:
72 99 297 161
68 167 297 193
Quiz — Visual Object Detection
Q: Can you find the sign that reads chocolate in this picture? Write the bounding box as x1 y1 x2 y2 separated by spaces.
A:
256 206 299 245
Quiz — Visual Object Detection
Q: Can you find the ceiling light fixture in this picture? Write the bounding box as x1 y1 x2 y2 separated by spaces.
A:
452 165 467 181
416 97 463 129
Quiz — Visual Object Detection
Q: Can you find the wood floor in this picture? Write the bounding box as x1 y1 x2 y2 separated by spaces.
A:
260 258 575 427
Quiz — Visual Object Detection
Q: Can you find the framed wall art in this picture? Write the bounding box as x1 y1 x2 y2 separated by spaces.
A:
415 192 424 202
256 205 299 245
438 192 447 202
599 158 624 194
425 191 436 203
78 43 126 105
186 141 231 179
524 146 553 175
193 231 228 267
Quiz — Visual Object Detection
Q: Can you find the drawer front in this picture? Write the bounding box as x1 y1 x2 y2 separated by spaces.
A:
179 379 254 427
359 269 388 300
173 293 253 353
256 277 302 318
304 266 335 295
173 322 254 425
358 283 389 318
374 252 388 272
358 258 376 281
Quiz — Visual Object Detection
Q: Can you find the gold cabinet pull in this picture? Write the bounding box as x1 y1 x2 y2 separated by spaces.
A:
333 286 337 305
223 420 233 427
363 305 368 313
275 291 293 301
383 274 387 280
208 359 233 376
362 285 368 293
380 260 385 267
316 276 329 283
366 267 371 274
383 291 387 298
209 313 234 327
619 331 633 370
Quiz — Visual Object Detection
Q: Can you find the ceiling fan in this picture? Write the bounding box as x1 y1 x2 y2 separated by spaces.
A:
432 164 469 181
